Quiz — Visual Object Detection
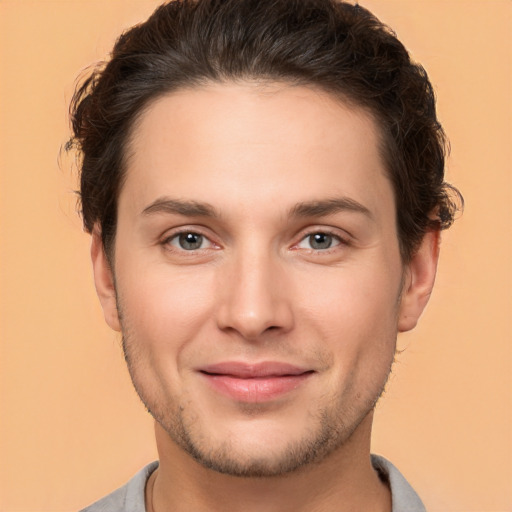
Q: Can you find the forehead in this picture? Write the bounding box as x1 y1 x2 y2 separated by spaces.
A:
122 82 392 220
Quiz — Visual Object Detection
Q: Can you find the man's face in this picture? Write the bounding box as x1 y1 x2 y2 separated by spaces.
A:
93 82 433 476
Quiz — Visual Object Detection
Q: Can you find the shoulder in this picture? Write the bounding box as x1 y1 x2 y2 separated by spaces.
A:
79 461 159 512
371 454 426 512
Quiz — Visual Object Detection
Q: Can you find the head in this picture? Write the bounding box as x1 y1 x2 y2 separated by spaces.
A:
69 0 461 477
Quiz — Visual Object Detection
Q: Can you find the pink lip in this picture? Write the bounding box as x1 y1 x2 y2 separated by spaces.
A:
198 362 314 402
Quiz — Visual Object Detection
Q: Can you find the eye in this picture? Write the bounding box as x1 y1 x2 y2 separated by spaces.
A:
297 232 341 250
166 232 213 251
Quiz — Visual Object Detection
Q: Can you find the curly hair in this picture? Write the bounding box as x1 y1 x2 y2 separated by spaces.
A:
68 0 462 262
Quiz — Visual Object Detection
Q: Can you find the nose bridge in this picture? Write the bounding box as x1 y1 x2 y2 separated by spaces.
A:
216 240 293 339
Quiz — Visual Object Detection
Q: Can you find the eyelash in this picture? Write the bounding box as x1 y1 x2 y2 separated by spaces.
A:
161 227 350 255
294 230 349 252
161 229 218 252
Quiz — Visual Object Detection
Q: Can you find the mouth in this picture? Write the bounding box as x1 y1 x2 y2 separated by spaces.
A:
198 362 315 402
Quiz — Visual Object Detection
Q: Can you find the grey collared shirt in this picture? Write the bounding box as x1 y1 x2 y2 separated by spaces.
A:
80 454 426 512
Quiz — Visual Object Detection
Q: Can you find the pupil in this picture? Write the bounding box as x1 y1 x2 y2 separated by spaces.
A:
310 233 332 250
179 233 202 250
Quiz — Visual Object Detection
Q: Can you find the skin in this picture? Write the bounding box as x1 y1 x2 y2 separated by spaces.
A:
92 82 439 512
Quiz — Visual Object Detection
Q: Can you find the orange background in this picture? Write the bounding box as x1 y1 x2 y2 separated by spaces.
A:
0 1 510 511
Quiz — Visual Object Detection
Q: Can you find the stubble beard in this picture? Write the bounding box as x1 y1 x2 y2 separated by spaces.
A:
121 331 393 478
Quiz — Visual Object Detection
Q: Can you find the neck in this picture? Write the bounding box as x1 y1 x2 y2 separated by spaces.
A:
147 413 391 512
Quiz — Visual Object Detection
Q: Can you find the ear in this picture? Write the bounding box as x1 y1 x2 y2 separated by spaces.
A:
91 226 121 332
398 230 440 332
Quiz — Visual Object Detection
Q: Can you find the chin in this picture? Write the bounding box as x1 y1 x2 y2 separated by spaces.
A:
156 400 365 478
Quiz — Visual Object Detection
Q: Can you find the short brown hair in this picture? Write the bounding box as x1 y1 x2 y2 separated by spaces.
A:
68 0 462 262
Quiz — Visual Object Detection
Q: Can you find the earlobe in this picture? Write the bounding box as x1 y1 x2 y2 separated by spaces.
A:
398 230 440 333
90 227 121 332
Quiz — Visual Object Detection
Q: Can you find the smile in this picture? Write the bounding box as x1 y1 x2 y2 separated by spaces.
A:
198 362 315 402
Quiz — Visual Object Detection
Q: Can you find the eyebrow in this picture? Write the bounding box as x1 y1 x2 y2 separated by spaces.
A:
142 198 219 217
289 198 373 219
141 196 372 220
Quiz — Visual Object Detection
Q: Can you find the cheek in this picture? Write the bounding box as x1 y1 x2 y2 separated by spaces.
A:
301 260 401 313
297 263 402 355
116 263 218 356
116 265 221 411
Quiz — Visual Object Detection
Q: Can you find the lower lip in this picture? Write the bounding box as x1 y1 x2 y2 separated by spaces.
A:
201 373 312 402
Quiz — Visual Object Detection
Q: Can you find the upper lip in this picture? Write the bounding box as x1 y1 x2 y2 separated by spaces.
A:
198 361 313 378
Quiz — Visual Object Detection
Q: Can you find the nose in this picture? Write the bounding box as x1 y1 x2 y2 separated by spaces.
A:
215 248 294 340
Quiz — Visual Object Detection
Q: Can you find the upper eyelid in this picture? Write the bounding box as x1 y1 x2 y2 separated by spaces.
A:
161 232 219 255
159 225 352 247
288 229 352 256
161 225 215 240
295 226 352 243
294 233 346 250
160 227 218 249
